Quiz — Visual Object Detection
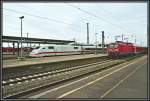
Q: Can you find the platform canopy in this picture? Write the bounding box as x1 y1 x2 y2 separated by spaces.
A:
2 35 75 44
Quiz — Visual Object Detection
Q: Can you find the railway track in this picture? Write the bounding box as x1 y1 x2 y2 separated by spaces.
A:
2 54 144 98
3 56 109 80
3 59 112 86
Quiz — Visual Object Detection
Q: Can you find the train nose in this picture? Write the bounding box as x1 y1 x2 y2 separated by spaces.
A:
108 49 113 53
29 51 38 57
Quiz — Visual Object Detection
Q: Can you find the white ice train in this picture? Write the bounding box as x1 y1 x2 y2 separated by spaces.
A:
29 44 102 57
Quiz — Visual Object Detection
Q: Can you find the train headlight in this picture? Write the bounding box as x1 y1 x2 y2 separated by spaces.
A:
115 49 118 51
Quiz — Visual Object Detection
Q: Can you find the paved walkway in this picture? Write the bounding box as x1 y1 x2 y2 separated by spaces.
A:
26 55 148 99
104 58 148 98
3 54 107 68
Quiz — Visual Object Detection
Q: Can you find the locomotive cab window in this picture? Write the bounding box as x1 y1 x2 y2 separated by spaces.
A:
109 44 114 48
109 44 118 48
74 47 78 49
114 44 118 48
48 46 54 49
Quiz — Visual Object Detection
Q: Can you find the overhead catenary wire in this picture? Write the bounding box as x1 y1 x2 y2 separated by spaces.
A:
3 13 65 35
16 5 88 32
18 4 105 30
94 4 115 20
65 3 132 34
3 8 84 35
3 7 104 44
3 8 90 44
3 6 109 35
3 4 145 45
65 3 141 44
4 22 79 40
3 8 85 30
4 15 81 41
94 3 147 35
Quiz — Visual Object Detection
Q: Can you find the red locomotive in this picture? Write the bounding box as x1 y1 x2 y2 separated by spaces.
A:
107 41 145 57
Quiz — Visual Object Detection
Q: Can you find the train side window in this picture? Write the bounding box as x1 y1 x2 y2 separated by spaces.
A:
48 46 54 49
74 47 78 49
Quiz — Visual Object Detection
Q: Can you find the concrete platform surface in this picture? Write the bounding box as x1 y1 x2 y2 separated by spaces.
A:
3 54 107 68
104 58 148 98
26 55 148 99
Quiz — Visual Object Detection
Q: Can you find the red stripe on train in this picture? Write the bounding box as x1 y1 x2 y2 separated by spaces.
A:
37 52 65 54
33 51 91 55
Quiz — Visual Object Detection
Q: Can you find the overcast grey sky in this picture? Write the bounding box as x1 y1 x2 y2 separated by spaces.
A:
3 2 147 47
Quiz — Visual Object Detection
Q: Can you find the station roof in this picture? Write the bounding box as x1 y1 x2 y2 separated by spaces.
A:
2 35 75 44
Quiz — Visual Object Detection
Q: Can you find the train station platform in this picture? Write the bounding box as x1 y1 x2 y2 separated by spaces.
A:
2 54 107 68
103 55 148 98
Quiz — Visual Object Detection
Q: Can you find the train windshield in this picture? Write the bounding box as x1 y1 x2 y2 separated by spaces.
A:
109 44 114 48
34 46 40 49
109 44 118 48
114 44 118 48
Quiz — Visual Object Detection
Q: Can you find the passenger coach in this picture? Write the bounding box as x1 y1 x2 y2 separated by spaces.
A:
29 44 102 57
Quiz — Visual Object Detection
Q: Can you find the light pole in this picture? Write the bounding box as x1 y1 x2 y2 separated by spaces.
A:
87 23 89 44
95 33 98 55
134 35 136 54
27 33 29 47
101 31 105 53
19 16 24 60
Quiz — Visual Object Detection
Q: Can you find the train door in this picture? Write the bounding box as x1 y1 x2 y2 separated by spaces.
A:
128 44 132 55
123 44 127 55
117 44 120 55
61 45 65 55
62 45 67 55
68 45 74 55
60 45 65 55
56 45 65 55
74 46 78 54
54 45 59 55
120 44 125 55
